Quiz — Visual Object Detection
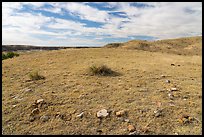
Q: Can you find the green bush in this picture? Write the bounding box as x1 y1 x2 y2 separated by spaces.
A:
89 64 115 76
29 71 45 80
2 52 19 60
2 53 8 60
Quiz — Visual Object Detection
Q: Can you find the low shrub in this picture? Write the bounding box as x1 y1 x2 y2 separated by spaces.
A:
89 64 116 76
29 71 45 80
2 52 19 60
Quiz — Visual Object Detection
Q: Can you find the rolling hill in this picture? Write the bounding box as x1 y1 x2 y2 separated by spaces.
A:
104 36 202 56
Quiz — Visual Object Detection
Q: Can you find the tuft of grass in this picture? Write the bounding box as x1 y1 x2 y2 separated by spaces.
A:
89 64 117 76
29 71 45 80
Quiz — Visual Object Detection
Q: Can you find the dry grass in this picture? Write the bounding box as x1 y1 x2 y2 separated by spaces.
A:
29 71 45 81
2 42 202 135
88 64 119 76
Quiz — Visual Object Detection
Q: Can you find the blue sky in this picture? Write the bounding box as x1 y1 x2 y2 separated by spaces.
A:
2 2 202 47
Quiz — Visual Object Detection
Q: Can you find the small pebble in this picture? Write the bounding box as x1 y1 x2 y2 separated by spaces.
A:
154 109 162 117
129 131 139 135
116 110 126 117
24 88 33 92
124 119 130 123
161 75 165 78
36 99 44 104
168 93 174 100
128 125 135 132
165 80 170 83
171 88 177 91
76 112 84 118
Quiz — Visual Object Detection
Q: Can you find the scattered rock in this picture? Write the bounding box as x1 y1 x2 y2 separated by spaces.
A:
168 93 174 100
12 105 17 108
168 102 175 106
124 118 130 123
165 80 170 83
96 109 109 118
31 108 40 115
24 88 33 92
161 75 165 78
154 109 162 117
128 125 135 132
76 112 84 118
171 88 177 91
40 115 49 122
36 99 44 104
128 131 139 135
116 110 126 117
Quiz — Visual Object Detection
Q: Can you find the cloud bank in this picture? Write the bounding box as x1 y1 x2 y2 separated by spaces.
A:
2 2 202 46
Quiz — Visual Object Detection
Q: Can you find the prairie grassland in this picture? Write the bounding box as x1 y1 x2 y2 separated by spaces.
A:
2 48 202 135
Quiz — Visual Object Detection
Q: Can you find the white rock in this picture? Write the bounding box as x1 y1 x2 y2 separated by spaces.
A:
171 88 177 91
129 131 139 135
36 99 44 104
124 118 130 122
168 93 174 100
96 109 109 118
24 88 32 92
161 75 165 78
165 80 170 83
76 112 84 118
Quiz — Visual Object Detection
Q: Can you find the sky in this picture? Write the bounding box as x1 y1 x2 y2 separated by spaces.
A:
2 2 202 47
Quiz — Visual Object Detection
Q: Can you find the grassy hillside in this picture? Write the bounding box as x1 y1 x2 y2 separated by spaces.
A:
2 47 202 135
104 36 202 56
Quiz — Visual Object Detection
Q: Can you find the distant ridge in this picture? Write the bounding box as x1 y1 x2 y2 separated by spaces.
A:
2 45 99 52
104 36 202 56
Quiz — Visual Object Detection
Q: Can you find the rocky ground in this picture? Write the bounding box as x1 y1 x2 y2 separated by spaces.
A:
2 48 202 135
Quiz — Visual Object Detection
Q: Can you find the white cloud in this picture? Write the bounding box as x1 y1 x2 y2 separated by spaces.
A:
2 2 202 46
63 2 110 23
104 2 202 39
